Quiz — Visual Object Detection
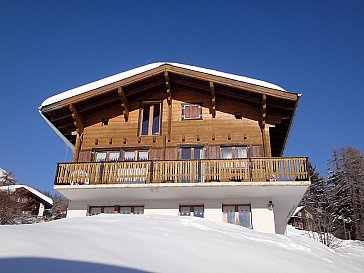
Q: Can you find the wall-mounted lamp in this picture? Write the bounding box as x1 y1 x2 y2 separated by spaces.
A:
268 201 274 210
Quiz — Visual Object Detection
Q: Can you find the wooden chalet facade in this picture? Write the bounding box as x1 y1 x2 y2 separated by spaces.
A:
39 62 310 234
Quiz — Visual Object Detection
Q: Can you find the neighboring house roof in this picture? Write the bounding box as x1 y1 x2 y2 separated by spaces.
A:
40 62 286 107
0 168 6 179
292 206 304 217
0 185 53 208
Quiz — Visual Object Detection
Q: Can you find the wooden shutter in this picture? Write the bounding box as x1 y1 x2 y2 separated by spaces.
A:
149 148 162 160
78 150 92 162
183 104 201 119
250 145 263 157
165 147 178 160
206 145 220 159
192 105 200 118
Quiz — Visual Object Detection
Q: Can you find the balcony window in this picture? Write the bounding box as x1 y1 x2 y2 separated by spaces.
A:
179 205 204 218
221 147 248 159
139 101 161 136
180 147 204 182
182 103 202 120
95 150 121 162
222 205 251 228
123 150 149 161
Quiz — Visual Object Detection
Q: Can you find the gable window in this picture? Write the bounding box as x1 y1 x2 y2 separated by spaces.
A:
182 103 202 120
222 205 252 228
179 205 204 218
139 101 162 136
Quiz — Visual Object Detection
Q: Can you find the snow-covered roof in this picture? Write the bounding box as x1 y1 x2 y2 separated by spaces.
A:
0 184 53 206
292 206 305 217
40 62 286 107
0 168 5 179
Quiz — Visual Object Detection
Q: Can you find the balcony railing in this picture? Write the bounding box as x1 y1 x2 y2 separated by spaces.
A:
54 157 309 185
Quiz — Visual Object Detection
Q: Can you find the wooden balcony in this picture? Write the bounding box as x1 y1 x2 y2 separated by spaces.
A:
54 157 309 186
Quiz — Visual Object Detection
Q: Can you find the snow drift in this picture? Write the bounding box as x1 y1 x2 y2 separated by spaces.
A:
0 214 362 273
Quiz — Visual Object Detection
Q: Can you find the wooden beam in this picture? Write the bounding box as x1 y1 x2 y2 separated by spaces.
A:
79 96 120 113
118 87 129 122
72 133 82 162
165 71 172 141
69 104 84 134
164 71 172 105
210 81 216 118
173 77 210 93
260 94 267 129
126 79 165 97
260 94 268 156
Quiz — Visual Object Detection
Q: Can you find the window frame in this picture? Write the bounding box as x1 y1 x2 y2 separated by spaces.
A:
89 205 144 215
139 101 162 136
220 146 248 159
222 204 252 228
179 205 204 218
181 103 203 120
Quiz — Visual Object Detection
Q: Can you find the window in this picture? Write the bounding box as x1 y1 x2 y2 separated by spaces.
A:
222 205 251 228
118 206 144 215
139 101 162 136
182 103 202 120
94 150 148 162
123 150 149 161
89 206 144 215
95 150 121 162
179 205 204 218
180 147 204 182
220 146 248 159
180 147 203 160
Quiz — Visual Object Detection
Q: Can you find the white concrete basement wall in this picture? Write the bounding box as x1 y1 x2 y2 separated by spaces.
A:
66 198 277 234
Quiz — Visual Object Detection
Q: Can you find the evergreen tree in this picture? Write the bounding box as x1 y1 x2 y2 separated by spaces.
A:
328 147 364 240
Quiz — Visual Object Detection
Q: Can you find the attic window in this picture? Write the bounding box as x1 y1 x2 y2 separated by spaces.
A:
102 118 109 126
182 103 202 120
234 112 242 119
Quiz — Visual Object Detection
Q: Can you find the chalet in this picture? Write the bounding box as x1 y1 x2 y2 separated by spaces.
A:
288 206 314 230
39 62 310 234
0 184 53 217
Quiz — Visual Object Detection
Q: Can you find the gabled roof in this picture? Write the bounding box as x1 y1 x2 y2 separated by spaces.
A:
39 62 300 156
40 62 286 107
0 184 53 208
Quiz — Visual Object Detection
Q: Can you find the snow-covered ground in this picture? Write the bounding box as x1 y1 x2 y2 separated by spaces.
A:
0 215 363 273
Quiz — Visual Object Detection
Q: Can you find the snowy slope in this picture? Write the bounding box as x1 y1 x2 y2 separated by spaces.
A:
0 215 363 273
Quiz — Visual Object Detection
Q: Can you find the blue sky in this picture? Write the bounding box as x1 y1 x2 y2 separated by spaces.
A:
0 1 363 192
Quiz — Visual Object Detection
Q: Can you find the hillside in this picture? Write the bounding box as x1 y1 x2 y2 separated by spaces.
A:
0 214 363 273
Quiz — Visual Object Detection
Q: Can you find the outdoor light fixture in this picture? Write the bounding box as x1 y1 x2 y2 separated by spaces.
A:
268 201 274 210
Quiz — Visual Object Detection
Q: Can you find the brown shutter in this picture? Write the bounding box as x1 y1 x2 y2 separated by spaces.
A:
78 150 92 162
250 145 263 157
165 147 178 160
206 145 220 159
184 105 192 119
149 148 162 160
